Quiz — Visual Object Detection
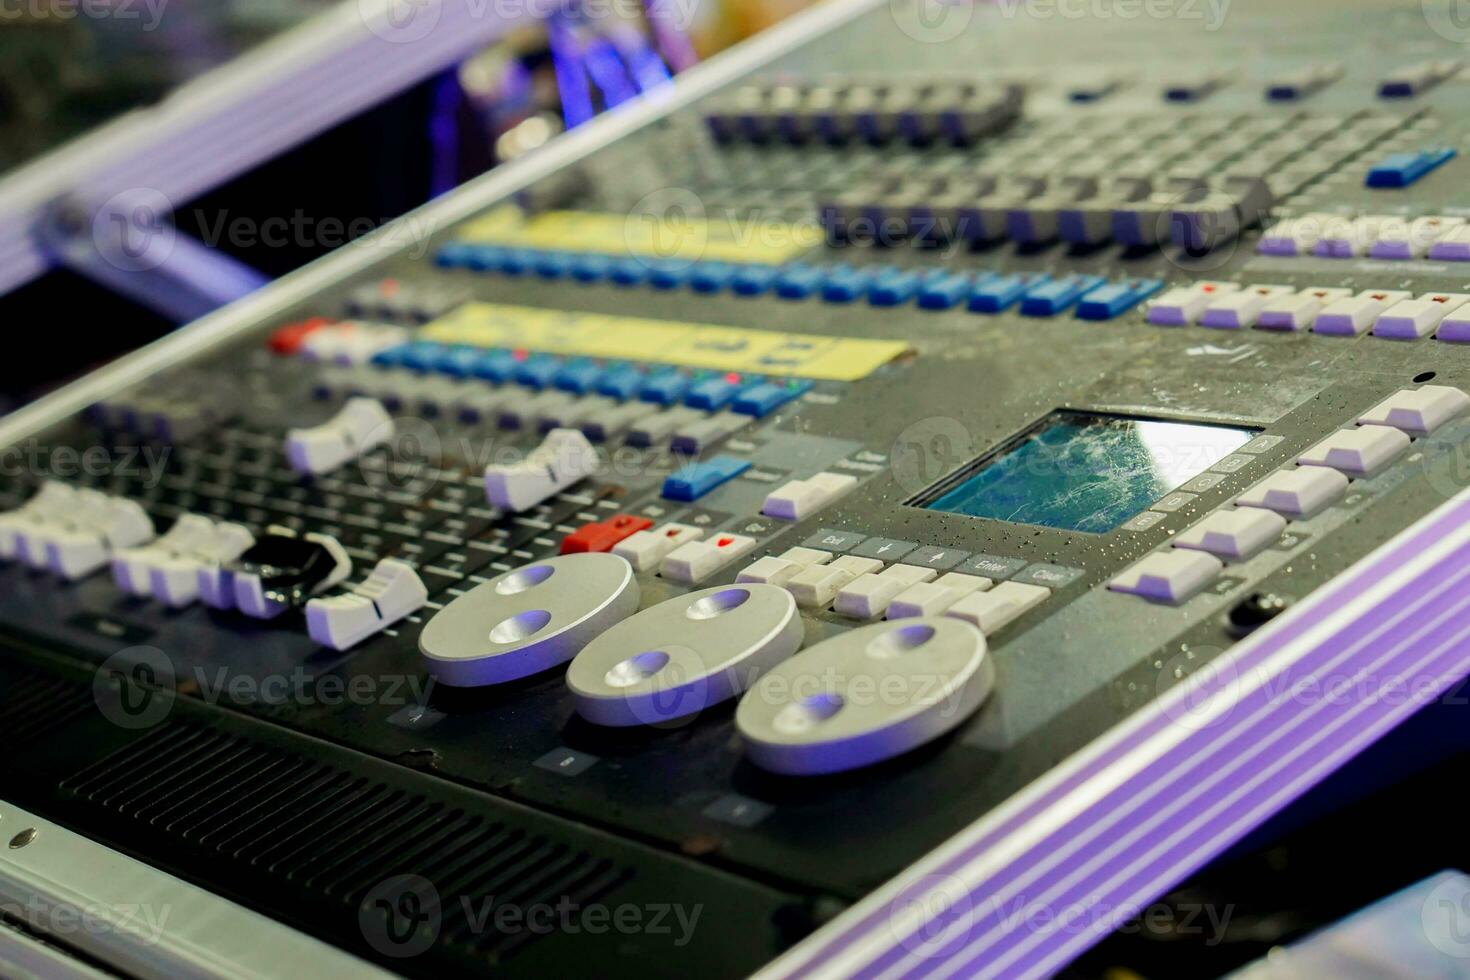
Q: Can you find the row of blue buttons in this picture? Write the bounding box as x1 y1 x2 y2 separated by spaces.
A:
369 341 813 416
434 243 1162 320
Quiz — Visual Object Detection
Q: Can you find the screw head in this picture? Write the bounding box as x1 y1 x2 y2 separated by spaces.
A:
9 828 37 849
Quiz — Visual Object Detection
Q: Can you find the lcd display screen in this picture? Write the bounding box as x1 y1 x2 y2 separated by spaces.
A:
918 411 1256 533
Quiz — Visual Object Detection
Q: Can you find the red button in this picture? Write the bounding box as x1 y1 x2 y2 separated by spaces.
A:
560 514 654 554
269 317 332 354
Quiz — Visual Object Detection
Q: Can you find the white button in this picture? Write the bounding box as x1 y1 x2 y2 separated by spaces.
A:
113 514 216 597
660 532 757 585
286 398 395 476
785 555 883 609
1258 213 1334 256
1172 507 1286 560
1198 284 1291 329
886 573 991 619
1373 293 1470 339
1299 426 1410 477
1147 282 1241 326
1358 385 1470 436
484 427 598 512
612 523 702 572
1437 306 1470 342
736 547 831 586
1371 216 1463 259
298 321 408 365
0 482 77 561
307 558 429 651
834 565 936 619
762 472 858 520
46 496 154 581
152 522 255 608
1108 550 1222 603
1236 466 1348 518
1428 222 1470 262
1314 214 1388 258
1313 290 1412 336
946 581 1050 634
1256 287 1351 331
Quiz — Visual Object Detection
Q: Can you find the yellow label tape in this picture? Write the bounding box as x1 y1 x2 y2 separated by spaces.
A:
421 302 910 382
455 205 821 265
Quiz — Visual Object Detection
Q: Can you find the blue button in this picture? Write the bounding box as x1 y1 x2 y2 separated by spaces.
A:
394 341 450 372
774 263 824 299
1019 275 1105 316
662 455 751 502
689 262 737 293
969 274 1046 313
1366 148 1456 188
554 359 604 395
434 345 484 378
1075 279 1164 320
434 243 477 268
609 257 651 286
868 269 929 307
822 265 882 303
595 364 644 400
732 265 780 296
685 377 743 411
370 342 420 369
640 369 690 405
568 253 613 282
470 349 518 383
532 251 574 278
514 354 562 390
458 245 505 272
917 272 981 310
733 380 813 417
647 260 691 290
496 248 536 275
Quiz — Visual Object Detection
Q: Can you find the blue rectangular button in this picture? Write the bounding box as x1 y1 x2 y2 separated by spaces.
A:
462 245 507 272
532 251 574 278
774 263 824 299
868 269 926 306
1075 279 1164 320
640 370 690 405
731 265 780 295
609 257 651 285
689 262 737 293
823 265 885 303
1366 148 1456 188
1019 275 1105 316
469 349 517 383
685 377 744 411
496 248 536 275
514 354 561 389
662 455 752 502
569 253 613 282
389 341 449 372
554 359 604 395
969 274 1046 313
733 380 813 417
434 243 478 268
917 273 981 310
647 260 691 290
434 345 484 378
595 364 644 400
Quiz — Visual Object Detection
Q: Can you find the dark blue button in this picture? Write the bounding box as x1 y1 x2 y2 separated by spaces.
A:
969 274 1046 313
609 257 652 286
822 265 882 303
496 248 536 275
662 455 751 502
689 262 737 293
1075 279 1164 320
514 354 561 390
568 253 613 282
395 341 450 372
917 272 981 310
647 260 692 290
462 245 507 272
434 243 477 268
640 369 690 405
1019 275 1105 316
1365 148 1456 188
470 349 518 383
554 359 604 395
868 269 929 307
532 251 574 278
733 380 813 417
370 343 420 369
732 265 780 296
774 263 824 299
595 364 644 400
434 345 484 378
685 377 742 411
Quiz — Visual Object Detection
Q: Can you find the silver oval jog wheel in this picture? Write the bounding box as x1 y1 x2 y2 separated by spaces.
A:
419 553 640 687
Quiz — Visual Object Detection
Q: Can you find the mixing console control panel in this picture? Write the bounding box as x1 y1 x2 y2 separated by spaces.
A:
6 1 1470 977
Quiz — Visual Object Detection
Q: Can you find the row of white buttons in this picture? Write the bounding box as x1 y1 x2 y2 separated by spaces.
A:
612 521 758 585
737 548 1051 636
1148 282 1470 338
0 482 155 581
1110 386 1470 603
762 472 858 521
1259 214 1470 260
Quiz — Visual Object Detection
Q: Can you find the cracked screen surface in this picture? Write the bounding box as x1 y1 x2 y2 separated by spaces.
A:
923 412 1255 533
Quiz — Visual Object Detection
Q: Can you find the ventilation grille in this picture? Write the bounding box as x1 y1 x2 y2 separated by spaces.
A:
59 723 631 961
0 665 95 746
